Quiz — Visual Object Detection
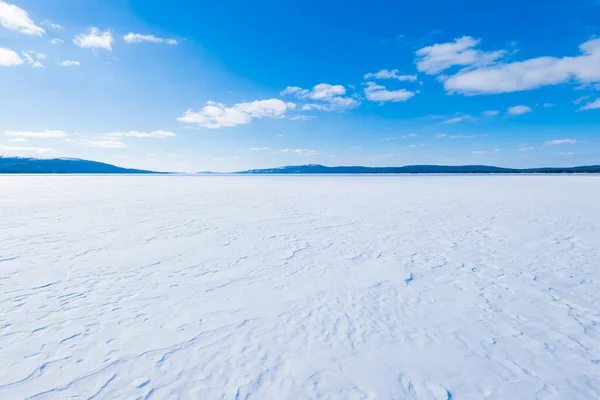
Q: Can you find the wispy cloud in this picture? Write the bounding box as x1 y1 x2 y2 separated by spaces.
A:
363 69 417 82
482 110 500 116
104 130 175 139
5 130 66 138
442 114 472 124
89 140 126 149
281 148 319 156
123 33 178 45
56 60 80 67
545 139 577 145
0 144 54 154
579 98 600 111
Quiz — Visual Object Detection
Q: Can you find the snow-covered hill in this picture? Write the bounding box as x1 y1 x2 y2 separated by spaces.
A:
1 175 599 399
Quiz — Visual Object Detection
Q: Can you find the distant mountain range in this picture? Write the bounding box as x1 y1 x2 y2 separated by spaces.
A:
238 164 600 174
0 157 157 174
2 157 599 174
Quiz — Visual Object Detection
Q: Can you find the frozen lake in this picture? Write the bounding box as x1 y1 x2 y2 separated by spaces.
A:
1 175 599 399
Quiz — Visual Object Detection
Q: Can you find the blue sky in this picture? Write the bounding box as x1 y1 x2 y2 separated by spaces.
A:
0 0 599 172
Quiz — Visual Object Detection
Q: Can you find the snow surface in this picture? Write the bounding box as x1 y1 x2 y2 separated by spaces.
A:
1 175 600 399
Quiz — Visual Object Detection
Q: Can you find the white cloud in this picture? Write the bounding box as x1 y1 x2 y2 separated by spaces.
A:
364 82 415 102
579 98 600 111
364 69 417 81
42 20 63 30
415 36 505 75
543 103 556 108
249 147 269 151
289 114 315 121
448 135 477 139
7 137 27 142
21 51 43 67
518 146 536 152
0 145 54 154
402 133 417 138
545 139 577 145
280 86 308 96
178 99 296 128
50 38 64 45
442 38 600 94
0 47 23 66
90 140 126 149
573 96 589 105
105 130 175 139
483 110 500 116
5 130 66 138
436 133 477 139
442 114 472 124
123 33 177 45
473 149 501 154
74 28 113 51
281 148 319 156
382 137 397 141
57 60 80 67
0 1 44 36
281 83 360 111
507 105 532 115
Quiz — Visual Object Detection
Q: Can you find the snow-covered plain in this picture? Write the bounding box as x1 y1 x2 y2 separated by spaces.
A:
1 175 600 399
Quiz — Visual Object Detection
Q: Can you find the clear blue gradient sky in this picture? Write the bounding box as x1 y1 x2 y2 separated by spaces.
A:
1 0 599 172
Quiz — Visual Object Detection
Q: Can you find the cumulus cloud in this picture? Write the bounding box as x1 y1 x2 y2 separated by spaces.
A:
0 145 54 154
0 1 45 36
402 133 417 138
0 47 23 66
281 83 360 111
483 110 500 116
415 36 505 75
543 103 556 108
281 148 319 156
50 38 64 45
90 140 126 149
364 69 417 81
178 99 296 128
5 130 66 138
442 38 600 94
249 147 269 151
579 98 600 111
7 137 27 142
364 82 415 102
104 130 175 139
123 33 178 45
507 105 532 115
74 28 113 50
57 60 80 67
545 139 577 145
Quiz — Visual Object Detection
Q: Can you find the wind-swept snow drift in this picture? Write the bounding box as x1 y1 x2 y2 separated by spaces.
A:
0 175 599 399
